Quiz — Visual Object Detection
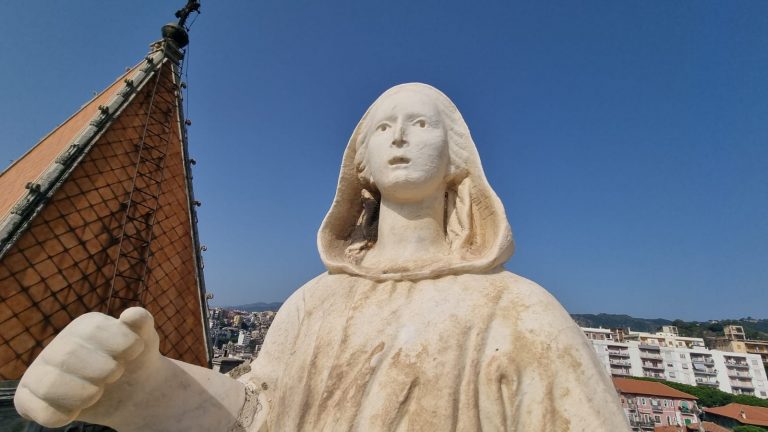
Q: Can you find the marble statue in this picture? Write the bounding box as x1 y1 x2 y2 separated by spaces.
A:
15 83 631 431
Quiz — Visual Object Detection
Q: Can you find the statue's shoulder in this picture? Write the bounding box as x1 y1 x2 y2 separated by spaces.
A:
487 270 578 333
281 272 358 310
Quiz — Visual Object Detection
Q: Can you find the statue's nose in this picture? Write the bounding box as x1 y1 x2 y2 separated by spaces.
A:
392 123 407 148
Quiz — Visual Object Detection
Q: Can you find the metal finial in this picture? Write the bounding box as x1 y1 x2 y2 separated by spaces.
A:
161 0 201 48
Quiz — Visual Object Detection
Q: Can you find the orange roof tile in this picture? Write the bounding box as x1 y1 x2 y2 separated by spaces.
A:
703 403 768 427
655 426 687 432
701 421 730 432
613 377 698 400
0 62 140 220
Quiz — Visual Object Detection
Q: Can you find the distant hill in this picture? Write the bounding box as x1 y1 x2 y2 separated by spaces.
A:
224 302 283 312
571 314 673 332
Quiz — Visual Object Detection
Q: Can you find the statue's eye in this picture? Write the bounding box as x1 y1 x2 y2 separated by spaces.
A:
414 119 427 128
377 123 390 132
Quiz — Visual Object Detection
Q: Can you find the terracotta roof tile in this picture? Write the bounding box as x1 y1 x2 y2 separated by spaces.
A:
613 377 698 400
703 403 768 427
655 426 687 432
0 63 140 220
700 421 730 432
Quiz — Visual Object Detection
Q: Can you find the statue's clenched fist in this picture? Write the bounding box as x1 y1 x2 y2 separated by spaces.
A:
14 307 160 428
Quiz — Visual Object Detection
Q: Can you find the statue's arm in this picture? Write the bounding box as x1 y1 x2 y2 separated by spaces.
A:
82 356 247 431
15 308 246 432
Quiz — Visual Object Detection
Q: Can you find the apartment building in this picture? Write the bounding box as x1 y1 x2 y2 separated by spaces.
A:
624 326 706 350
711 325 768 371
584 328 768 398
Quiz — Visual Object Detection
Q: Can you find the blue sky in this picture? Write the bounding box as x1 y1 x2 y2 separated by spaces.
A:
1 1 766 320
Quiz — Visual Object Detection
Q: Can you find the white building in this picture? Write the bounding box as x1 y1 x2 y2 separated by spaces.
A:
583 327 768 399
237 330 251 347
623 326 706 350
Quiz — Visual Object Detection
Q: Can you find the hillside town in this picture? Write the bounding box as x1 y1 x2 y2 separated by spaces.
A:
208 307 276 373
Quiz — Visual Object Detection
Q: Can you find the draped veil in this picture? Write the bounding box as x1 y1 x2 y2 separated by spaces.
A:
317 83 514 280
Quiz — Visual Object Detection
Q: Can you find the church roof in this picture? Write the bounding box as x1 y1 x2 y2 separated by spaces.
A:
0 44 179 257
0 38 210 380
0 67 133 222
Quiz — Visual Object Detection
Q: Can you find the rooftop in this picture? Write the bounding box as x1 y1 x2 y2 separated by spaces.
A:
703 403 768 427
613 378 698 400
700 422 730 432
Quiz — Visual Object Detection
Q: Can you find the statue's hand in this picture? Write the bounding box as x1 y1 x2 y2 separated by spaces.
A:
14 307 160 428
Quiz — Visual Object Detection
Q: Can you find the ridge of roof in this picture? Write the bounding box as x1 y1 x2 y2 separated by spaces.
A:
703 403 768 426
613 377 698 400
0 41 183 258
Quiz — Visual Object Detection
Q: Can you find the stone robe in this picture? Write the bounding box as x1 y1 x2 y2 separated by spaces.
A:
238 271 629 431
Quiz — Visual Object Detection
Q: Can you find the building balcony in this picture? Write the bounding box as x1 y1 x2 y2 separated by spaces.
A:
691 357 715 365
639 350 662 359
642 363 665 371
611 368 632 377
643 372 665 379
608 350 630 358
639 344 661 351
695 378 719 387
730 380 755 389
693 369 718 376
727 370 751 378
610 359 631 366
629 418 656 428
725 361 750 369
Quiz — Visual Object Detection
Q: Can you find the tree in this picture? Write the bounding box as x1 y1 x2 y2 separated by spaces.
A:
733 426 768 432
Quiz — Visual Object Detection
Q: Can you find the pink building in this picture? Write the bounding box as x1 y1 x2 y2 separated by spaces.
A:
613 377 700 431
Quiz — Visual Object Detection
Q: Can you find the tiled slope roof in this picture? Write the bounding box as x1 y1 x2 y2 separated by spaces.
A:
613 377 698 400
0 49 168 256
704 403 768 427
701 421 730 432
0 67 135 218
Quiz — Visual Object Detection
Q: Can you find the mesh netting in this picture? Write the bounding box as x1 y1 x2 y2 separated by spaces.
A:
0 61 208 380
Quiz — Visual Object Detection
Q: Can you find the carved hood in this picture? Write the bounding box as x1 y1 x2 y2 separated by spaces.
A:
318 83 514 280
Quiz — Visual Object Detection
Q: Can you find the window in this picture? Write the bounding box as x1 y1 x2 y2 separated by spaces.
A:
669 372 676 378
667 415 672 424
641 398 646 405
680 353 686 359
654 415 661 424
667 363 673 367
663 400 668 407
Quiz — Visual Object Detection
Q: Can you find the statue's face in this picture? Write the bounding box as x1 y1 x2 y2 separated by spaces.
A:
364 90 449 203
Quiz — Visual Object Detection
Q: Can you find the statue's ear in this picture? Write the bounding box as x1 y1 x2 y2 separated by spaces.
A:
446 178 473 253
343 188 379 263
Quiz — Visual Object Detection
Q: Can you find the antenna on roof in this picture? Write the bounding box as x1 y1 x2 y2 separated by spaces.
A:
161 0 201 49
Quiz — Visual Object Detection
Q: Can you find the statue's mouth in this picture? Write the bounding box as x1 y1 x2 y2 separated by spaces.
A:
388 156 410 166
